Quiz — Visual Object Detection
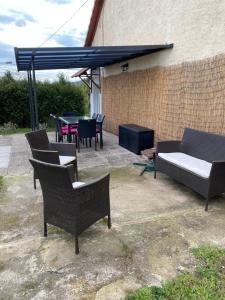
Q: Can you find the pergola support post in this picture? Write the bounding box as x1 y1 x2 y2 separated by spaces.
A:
27 71 35 131
31 58 39 130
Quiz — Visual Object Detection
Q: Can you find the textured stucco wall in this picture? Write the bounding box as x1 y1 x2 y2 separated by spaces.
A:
93 0 225 76
102 53 225 141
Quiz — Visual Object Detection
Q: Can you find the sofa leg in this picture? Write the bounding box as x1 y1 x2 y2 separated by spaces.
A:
205 198 209 211
107 214 111 229
154 170 157 179
44 222 47 237
75 236 79 254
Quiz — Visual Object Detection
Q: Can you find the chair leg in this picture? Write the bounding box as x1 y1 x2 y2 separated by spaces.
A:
44 222 47 237
154 170 157 179
85 138 88 148
75 236 79 254
89 138 92 147
75 135 78 148
75 162 79 181
205 198 209 211
107 214 111 229
95 137 97 151
78 138 80 153
33 174 36 189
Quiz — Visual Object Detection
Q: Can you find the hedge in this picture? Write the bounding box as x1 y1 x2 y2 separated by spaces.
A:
0 71 88 127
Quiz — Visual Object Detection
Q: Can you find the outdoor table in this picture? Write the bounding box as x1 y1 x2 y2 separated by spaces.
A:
58 116 103 148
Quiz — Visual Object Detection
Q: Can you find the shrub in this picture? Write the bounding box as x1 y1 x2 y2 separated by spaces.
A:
0 71 88 127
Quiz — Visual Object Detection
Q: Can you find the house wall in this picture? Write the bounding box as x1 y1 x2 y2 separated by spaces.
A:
102 53 225 140
92 0 225 140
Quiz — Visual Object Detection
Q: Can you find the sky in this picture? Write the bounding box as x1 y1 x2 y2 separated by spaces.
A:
0 0 94 81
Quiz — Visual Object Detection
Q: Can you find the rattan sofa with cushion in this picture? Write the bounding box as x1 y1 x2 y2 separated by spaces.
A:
25 129 78 189
155 128 225 211
29 158 111 254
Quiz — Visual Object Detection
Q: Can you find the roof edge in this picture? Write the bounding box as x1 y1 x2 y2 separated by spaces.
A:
84 0 104 47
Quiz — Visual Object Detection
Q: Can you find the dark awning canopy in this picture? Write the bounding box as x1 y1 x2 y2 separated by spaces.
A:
14 44 173 131
14 44 173 71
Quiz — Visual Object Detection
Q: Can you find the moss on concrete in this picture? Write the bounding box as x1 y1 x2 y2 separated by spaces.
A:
0 214 19 231
0 260 4 272
21 279 40 291
0 176 3 190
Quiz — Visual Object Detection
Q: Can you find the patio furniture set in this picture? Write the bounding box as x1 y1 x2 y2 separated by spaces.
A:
25 125 225 254
50 112 105 151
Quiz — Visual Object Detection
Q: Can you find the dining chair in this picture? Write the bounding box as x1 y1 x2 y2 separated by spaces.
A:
25 129 78 188
50 113 59 142
77 119 97 152
29 158 111 254
61 112 79 130
92 112 98 119
50 114 77 143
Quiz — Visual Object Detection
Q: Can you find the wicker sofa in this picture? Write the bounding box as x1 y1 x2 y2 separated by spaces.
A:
155 128 225 211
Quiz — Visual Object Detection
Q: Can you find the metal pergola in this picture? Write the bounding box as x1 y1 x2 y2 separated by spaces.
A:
14 44 173 130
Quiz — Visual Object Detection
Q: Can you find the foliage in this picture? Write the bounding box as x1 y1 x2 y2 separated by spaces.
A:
0 122 30 135
0 71 88 127
124 245 225 300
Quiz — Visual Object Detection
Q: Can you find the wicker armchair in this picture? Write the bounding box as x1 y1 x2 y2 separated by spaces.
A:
25 129 78 189
29 158 111 254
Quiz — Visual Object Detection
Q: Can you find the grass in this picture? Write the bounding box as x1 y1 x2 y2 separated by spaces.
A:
0 127 30 135
0 127 55 135
124 245 225 300
0 176 3 190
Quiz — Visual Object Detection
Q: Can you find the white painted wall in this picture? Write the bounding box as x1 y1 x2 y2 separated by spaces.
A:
90 69 102 116
92 0 225 76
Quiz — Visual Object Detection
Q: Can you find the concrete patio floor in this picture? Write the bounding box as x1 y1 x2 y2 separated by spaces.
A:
1 131 225 299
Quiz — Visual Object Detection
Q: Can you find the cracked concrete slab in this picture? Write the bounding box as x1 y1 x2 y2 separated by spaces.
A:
1 167 225 299
0 146 11 174
1 132 225 299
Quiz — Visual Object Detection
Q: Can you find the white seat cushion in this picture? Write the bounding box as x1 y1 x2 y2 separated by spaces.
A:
59 155 75 165
72 181 85 189
158 152 212 179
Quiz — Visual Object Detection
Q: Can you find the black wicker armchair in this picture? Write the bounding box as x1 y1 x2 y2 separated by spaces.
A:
25 129 78 189
29 158 111 254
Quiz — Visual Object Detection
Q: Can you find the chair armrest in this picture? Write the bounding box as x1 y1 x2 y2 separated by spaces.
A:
49 142 77 157
32 148 60 164
67 164 76 182
156 140 181 154
73 173 110 207
210 160 225 179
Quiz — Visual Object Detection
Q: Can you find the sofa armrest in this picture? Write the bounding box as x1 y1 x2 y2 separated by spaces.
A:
210 160 225 179
49 142 77 157
156 140 181 154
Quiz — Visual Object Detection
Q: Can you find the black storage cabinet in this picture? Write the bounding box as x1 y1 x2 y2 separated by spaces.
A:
119 124 154 154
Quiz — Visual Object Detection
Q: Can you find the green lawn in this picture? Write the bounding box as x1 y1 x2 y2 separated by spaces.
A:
0 128 31 135
125 245 225 300
0 176 4 190
0 127 54 135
